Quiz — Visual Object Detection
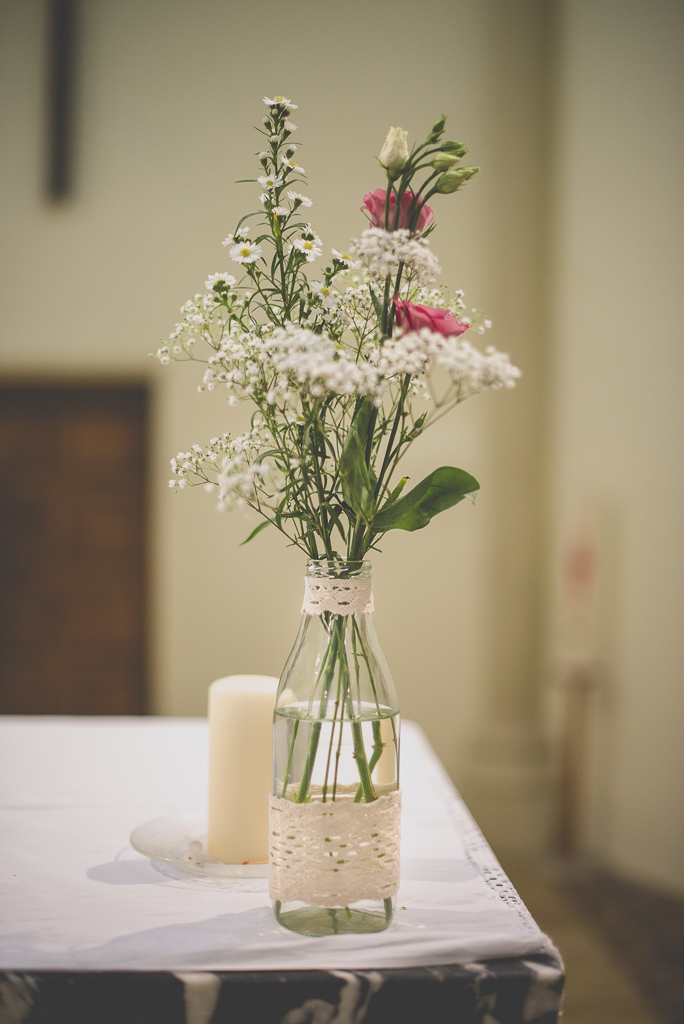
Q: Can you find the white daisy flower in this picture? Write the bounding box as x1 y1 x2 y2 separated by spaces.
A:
285 121 297 132
230 241 263 264
331 248 358 269
263 96 298 110
257 174 283 189
259 193 269 204
205 272 236 291
224 227 251 245
292 236 322 262
272 206 288 216
311 281 337 308
281 156 306 174
287 190 313 207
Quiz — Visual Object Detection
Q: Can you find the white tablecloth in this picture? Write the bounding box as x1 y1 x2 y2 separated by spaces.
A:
0 717 553 971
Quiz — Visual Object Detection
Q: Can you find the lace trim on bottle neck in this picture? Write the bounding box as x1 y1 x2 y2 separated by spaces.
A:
301 576 374 616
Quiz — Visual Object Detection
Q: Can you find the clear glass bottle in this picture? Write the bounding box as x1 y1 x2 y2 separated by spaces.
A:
270 559 400 936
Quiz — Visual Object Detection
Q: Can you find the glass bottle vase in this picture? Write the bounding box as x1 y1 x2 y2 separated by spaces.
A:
270 559 400 936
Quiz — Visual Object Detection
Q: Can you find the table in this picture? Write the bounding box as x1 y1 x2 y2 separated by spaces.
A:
0 717 564 1023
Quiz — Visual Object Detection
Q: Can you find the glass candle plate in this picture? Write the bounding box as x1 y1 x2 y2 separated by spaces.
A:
130 811 269 878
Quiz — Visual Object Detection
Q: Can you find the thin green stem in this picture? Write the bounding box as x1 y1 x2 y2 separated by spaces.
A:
374 375 411 500
331 711 345 802
321 667 343 802
337 621 376 803
280 718 300 798
296 627 338 803
351 720 376 803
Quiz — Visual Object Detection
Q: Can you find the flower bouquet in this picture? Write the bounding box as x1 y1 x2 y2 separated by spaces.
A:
157 96 520 935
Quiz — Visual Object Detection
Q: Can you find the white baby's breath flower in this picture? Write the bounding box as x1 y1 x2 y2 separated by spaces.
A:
371 329 521 397
287 190 312 207
350 228 440 286
257 174 283 189
230 241 263 264
264 324 381 399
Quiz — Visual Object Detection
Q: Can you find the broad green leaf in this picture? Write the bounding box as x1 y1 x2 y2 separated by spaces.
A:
373 466 479 533
339 400 376 522
240 520 272 546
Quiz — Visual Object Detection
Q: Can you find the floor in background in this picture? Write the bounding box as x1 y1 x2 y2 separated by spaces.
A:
502 858 684 1024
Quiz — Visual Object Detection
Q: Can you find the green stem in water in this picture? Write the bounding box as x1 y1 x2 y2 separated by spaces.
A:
296 719 322 804
337 616 376 803
351 720 376 802
331 712 345 802
296 628 338 803
321 668 343 802
280 718 300 798
354 720 385 802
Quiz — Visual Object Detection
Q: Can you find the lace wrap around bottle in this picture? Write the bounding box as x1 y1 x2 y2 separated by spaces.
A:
301 576 374 616
269 791 401 906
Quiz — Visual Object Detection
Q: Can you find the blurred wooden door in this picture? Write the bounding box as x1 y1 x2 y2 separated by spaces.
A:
0 387 147 714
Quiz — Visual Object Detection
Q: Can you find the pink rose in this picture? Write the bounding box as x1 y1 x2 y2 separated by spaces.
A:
393 299 469 337
361 189 434 233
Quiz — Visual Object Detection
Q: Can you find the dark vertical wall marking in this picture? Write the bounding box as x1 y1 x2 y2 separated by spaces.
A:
46 0 78 199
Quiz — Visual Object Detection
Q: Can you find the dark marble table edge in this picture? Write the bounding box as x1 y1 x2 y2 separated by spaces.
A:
0 951 564 1024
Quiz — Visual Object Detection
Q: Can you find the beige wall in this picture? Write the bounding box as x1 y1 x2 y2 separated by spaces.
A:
0 0 550 823
2 0 681 888
549 0 684 893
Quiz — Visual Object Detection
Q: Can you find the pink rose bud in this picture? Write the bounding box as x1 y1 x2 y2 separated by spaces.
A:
393 299 470 337
361 189 434 233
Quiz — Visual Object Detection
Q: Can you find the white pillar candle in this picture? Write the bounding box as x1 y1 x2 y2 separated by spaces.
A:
207 674 279 864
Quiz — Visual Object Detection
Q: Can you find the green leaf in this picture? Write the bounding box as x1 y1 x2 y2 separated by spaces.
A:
381 476 409 509
368 286 384 326
252 448 280 465
373 466 479 533
339 400 376 522
240 520 272 546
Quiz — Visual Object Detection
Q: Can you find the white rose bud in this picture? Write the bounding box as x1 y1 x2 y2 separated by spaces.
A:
378 127 409 177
